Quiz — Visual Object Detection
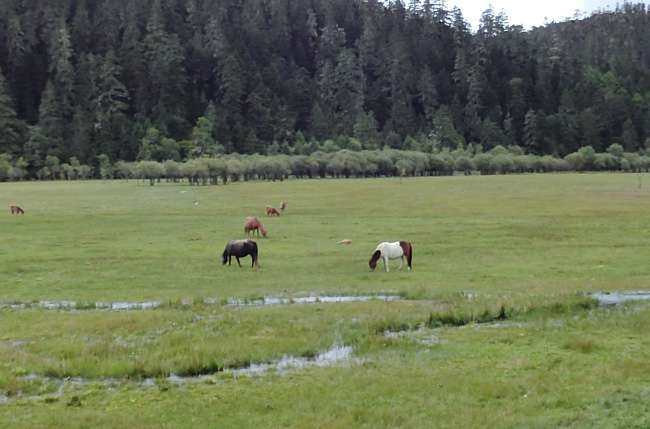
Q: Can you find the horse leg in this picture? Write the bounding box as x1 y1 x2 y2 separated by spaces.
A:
384 257 390 273
398 256 404 271
236 257 241 267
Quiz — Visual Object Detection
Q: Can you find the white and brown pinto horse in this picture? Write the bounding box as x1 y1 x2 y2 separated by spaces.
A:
369 241 413 272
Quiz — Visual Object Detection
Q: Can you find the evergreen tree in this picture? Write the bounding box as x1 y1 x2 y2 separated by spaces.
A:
0 68 26 154
95 51 131 158
353 111 381 149
47 22 76 157
524 109 541 153
416 67 439 126
37 81 65 157
143 1 188 137
191 116 223 157
622 118 640 151
333 49 365 135
431 106 465 149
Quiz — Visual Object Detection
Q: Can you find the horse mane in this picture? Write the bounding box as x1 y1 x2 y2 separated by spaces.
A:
368 250 381 270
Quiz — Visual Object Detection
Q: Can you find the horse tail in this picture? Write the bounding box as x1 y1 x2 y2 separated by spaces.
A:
406 242 413 270
251 242 259 268
399 241 413 270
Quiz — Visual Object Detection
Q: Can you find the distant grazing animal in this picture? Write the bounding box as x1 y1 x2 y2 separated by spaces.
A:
369 241 413 272
222 239 259 269
10 205 24 215
244 216 268 238
266 206 281 217
338 239 352 245
280 201 287 212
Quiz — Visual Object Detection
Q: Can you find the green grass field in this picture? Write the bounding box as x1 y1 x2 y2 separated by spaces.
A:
2 174 650 428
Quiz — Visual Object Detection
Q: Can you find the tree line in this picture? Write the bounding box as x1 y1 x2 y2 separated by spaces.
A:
0 0 649 179
2 144 648 185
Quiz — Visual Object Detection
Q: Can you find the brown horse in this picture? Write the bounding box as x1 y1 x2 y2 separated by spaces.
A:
266 206 281 217
10 205 24 215
244 216 268 238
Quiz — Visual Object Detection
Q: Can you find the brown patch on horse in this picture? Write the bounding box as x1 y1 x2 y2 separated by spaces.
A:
399 241 413 271
369 250 381 271
266 206 280 217
10 205 24 215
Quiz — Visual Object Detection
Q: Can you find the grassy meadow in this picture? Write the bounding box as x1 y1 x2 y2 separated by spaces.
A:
2 174 650 427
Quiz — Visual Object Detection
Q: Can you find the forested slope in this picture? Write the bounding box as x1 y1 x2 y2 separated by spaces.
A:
0 0 648 173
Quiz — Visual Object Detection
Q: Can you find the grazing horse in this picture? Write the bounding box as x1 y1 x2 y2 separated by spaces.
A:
369 241 413 272
266 206 281 217
10 205 24 215
222 240 259 269
244 216 268 238
280 201 287 212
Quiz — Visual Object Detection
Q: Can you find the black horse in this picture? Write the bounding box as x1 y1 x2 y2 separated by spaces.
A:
222 240 259 269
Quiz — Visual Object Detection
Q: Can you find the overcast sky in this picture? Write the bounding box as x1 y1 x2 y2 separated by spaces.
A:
445 0 649 30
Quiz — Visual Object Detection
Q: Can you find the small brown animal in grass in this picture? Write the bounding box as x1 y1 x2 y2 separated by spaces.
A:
338 239 352 245
244 216 268 238
266 206 281 217
10 205 24 215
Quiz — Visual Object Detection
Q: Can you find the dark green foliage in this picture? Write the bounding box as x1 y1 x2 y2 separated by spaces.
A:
0 68 26 154
0 1 648 174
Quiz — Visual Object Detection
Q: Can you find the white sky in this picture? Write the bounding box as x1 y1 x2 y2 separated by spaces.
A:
445 0 649 30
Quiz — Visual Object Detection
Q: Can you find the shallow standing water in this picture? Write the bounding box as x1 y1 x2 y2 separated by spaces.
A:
0 295 402 311
591 292 650 306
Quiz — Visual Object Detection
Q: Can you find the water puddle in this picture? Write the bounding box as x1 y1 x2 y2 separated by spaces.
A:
166 344 354 382
0 300 162 311
384 327 446 346
225 295 402 307
464 321 530 330
1 296 401 312
592 291 650 306
384 319 537 346
3 344 355 405
98 301 161 310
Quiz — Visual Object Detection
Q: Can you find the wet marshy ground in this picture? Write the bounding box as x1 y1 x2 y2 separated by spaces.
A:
0 295 402 312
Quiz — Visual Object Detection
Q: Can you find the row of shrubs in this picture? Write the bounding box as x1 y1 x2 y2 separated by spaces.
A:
2 145 649 184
